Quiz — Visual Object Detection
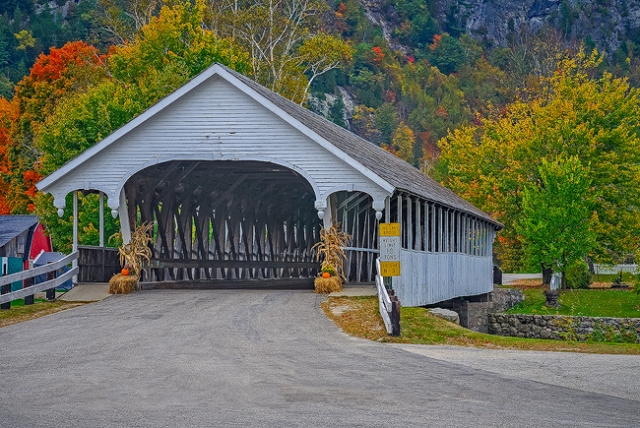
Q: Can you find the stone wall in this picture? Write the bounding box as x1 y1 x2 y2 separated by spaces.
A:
488 314 640 343
490 287 525 313
453 297 490 333
434 287 524 333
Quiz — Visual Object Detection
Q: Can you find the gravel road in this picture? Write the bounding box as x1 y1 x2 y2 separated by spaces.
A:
0 289 638 427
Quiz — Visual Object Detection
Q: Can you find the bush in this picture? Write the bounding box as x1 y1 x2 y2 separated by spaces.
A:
566 260 592 289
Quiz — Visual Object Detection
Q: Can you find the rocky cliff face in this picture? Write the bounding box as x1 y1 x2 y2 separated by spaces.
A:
436 0 640 53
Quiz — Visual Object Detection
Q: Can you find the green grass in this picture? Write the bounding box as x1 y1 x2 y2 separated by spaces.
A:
322 296 640 354
591 272 635 283
506 289 640 318
0 300 86 328
4 298 46 307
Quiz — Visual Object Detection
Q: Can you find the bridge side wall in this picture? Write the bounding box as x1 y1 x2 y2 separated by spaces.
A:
394 251 494 307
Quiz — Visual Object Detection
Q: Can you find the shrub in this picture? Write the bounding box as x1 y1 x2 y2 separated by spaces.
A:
566 260 592 289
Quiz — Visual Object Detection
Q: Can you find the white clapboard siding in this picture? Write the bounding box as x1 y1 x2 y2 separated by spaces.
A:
43 76 389 206
393 250 493 307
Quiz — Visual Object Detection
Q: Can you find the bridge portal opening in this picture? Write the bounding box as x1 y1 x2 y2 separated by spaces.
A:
124 160 320 286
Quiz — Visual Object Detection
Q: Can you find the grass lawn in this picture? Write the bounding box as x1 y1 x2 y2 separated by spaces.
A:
591 272 635 284
6 298 47 307
506 289 640 318
322 296 640 354
0 300 87 328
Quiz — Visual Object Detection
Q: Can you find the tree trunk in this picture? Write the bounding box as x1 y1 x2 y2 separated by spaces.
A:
561 270 567 289
542 264 552 285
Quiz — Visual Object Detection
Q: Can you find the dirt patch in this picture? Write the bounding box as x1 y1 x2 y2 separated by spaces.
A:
510 279 545 289
322 297 387 340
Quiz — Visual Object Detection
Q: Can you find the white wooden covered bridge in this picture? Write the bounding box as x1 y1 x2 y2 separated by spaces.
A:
36 63 502 307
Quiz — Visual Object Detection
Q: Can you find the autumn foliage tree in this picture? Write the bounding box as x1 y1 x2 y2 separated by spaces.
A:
0 41 106 214
437 48 640 269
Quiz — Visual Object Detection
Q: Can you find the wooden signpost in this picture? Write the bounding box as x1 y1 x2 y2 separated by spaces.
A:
379 223 400 277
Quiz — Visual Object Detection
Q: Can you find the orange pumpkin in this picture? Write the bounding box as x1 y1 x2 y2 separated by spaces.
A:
121 268 130 276
322 272 331 279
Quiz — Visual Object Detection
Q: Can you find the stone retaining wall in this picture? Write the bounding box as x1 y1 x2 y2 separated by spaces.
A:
488 313 640 343
490 288 525 312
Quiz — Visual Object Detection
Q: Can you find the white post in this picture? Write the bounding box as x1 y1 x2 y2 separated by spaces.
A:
462 215 467 254
447 210 456 253
443 209 448 252
407 197 413 250
323 197 332 230
484 223 489 257
457 212 462 253
99 192 105 247
424 202 429 252
471 219 478 256
397 194 403 248
431 204 435 252
72 191 78 284
385 196 391 223
118 188 132 244
438 207 442 252
415 199 421 251
471 219 475 256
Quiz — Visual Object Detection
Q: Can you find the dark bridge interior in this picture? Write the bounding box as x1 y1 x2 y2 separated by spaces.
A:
124 160 320 286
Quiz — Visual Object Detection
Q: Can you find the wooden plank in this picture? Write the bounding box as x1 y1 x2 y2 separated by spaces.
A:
457 212 462 253
0 267 78 305
415 199 421 251
407 196 413 251
430 203 435 252
438 206 442 253
149 259 318 269
397 194 403 248
0 252 79 286
140 277 315 290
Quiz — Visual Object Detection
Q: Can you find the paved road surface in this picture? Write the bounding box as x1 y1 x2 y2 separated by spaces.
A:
1 290 638 427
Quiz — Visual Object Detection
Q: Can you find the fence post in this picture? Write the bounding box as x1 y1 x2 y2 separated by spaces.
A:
45 268 56 301
23 276 34 305
390 292 401 337
0 283 10 310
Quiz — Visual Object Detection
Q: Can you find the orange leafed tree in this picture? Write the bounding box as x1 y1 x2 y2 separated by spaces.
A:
0 98 16 214
15 41 107 131
0 41 107 214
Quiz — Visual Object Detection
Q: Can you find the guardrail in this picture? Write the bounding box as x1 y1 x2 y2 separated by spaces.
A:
375 258 400 336
0 252 78 308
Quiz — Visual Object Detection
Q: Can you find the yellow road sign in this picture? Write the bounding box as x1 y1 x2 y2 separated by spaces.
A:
379 223 400 237
380 261 400 277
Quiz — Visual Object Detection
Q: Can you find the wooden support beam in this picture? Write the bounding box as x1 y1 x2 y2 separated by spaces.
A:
431 203 435 252
437 206 442 252
397 194 403 248
415 199 421 251
407 196 413 251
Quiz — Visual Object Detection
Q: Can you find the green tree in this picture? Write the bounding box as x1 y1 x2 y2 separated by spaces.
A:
429 33 466 75
437 48 640 269
328 95 346 128
516 156 599 287
374 103 397 145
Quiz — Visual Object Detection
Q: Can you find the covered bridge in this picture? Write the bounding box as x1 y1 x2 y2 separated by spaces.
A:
36 63 502 307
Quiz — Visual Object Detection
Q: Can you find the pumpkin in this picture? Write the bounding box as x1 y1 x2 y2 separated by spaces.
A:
322 271 331 279
121 268 130 276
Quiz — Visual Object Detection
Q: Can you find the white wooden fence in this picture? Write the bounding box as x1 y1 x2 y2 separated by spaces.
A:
0 252 78 306
593 264 639 275
375 258 400 336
